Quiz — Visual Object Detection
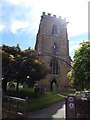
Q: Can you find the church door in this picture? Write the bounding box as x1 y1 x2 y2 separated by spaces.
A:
51 79 57 91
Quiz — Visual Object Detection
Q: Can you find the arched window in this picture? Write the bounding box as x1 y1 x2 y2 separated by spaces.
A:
50 59 58 75
52 25 58 35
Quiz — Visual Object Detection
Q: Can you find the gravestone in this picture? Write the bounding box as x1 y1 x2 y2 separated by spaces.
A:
52 82 56 93
23 82 28 89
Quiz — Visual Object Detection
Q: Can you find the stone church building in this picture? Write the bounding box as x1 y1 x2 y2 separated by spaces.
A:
35 12 71 91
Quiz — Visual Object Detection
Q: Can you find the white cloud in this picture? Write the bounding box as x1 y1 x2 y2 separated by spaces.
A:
0 24 6 32
10 20 29 34
23 0 88 37
1 0 88 37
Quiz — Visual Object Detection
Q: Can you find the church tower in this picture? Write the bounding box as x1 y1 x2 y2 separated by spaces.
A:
35 12 71 90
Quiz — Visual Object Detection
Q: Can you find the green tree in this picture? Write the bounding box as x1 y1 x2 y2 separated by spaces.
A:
68 41 90 90
2 45 19 92
14 50 49 91
2 45 49 92
2 48 15 92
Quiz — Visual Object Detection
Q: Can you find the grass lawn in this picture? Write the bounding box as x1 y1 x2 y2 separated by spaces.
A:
3 88 64 112
59 91 75 96
27 92 64 112
3 88 76 113
6 87 35 98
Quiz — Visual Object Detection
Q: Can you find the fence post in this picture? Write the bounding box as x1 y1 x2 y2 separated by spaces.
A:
16 100 18 113
8 98 11 111
65 96 76 119
88 99 90 119
24 97 28 115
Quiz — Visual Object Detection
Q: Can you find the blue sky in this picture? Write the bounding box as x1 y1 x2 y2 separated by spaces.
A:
0 0 89 59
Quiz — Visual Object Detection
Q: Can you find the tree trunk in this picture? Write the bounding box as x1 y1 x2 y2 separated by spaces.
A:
16 79 19 93
2 78 7 93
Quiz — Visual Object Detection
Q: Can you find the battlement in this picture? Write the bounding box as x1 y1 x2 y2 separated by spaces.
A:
41 12 66 22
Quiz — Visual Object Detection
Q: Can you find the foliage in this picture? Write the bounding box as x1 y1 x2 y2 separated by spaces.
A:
68 41 90 90
2 44 49 92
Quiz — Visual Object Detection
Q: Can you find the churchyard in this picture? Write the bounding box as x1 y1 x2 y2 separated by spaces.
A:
3 86 75 111
2 85 76 118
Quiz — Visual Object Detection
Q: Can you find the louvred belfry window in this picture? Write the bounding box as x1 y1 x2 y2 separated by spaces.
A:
52 25 58 34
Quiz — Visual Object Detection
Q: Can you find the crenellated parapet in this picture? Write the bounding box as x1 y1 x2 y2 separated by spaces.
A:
41 12 67 23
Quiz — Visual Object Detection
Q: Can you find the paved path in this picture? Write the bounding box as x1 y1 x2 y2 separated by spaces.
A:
27 100 66 119
57 93 67 98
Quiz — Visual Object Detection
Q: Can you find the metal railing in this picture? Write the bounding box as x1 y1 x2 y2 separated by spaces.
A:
2 95 28 117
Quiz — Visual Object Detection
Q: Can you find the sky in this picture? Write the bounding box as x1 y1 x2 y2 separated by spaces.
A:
0 0 89 59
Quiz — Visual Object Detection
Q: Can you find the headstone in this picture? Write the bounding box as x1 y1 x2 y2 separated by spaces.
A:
10 84 15 88
34 84 40 95
23 82 28 89
41 87 44 95
52 82 56 92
